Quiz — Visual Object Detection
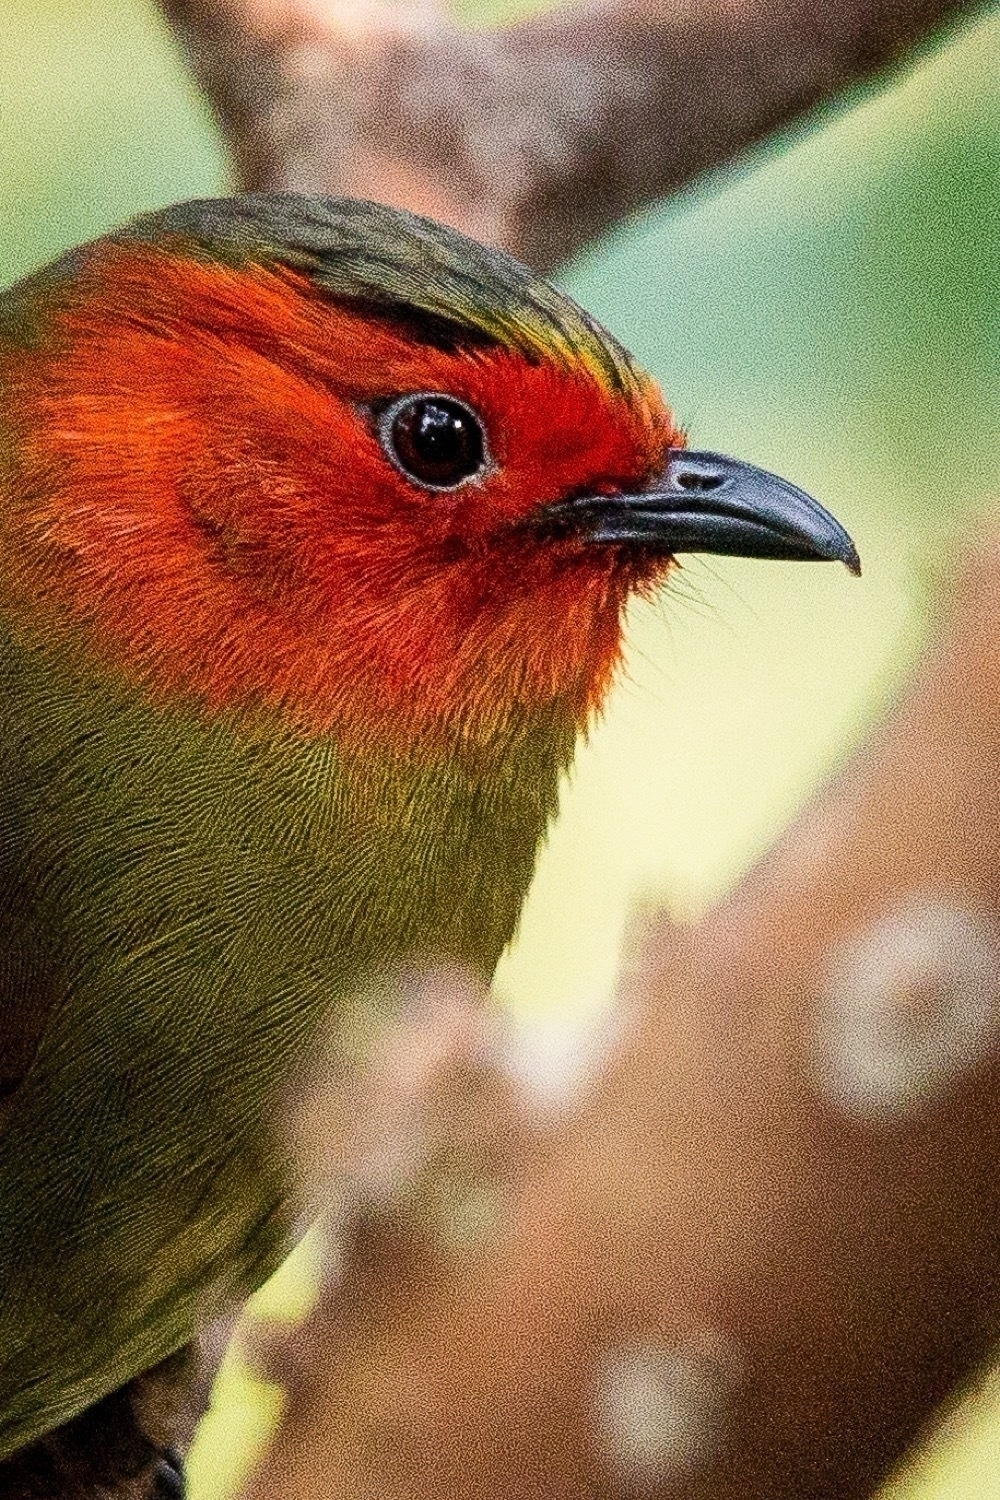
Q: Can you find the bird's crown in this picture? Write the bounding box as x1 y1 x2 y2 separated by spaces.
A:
114 194 644 399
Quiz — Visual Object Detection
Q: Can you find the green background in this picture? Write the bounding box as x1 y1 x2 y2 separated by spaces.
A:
1 0 999 1492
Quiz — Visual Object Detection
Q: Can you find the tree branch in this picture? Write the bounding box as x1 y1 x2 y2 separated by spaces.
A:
241 533 1000 1499
158 0 980 270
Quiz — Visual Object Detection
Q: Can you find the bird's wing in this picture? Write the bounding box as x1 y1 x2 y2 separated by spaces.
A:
0 993 55 1129
0 633 66 1130
0 791 65 1132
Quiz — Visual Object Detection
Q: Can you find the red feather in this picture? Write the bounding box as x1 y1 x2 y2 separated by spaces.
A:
2 245 680 749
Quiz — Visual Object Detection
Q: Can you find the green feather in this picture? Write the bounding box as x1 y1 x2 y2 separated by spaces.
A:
0 619 574 1454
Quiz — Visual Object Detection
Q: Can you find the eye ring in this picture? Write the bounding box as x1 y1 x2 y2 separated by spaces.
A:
378 392 489 492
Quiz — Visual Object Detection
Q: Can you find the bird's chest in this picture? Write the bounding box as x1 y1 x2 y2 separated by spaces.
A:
0 643 567 1217
0 648 567 1454
2 675 553 1097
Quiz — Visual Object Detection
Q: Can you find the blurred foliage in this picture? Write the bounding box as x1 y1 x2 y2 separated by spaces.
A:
1 0 999 1495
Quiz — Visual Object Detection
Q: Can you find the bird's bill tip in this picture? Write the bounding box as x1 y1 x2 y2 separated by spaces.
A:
535 449 860 574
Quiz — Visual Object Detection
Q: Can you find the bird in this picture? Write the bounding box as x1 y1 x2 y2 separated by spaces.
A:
0 193 858 1471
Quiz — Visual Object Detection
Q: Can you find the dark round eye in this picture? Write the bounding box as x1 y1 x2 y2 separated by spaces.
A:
381 393 487 490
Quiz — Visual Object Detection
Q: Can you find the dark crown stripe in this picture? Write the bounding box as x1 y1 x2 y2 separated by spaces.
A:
115 194 643 395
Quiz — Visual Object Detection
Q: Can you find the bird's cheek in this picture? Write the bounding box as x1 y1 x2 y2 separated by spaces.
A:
175 474 318 619
394 485 493 559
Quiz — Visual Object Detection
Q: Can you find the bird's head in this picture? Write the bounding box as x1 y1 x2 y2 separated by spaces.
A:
0 195 858 754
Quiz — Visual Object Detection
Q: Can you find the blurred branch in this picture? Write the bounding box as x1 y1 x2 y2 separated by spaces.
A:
241 534 1000 1499
158 0 981 270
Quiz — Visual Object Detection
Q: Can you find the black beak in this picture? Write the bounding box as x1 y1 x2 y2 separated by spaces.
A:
535 450 861 574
